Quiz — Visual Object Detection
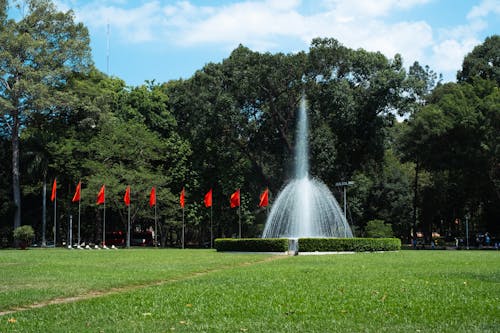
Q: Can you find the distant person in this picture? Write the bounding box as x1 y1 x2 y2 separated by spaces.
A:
485 232 491 246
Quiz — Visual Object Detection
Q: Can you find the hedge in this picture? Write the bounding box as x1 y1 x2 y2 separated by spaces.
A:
214 238 289 252
214 238 401 252
298 238 401 252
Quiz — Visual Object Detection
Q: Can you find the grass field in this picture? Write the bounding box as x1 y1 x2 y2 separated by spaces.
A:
0 249 499 332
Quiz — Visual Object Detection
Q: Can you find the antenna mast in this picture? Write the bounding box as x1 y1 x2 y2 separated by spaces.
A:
106 23 110 76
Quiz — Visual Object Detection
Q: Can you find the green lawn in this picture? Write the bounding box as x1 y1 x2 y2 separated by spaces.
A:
1 249 499 332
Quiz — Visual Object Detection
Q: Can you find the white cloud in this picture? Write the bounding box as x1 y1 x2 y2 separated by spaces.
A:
62 0 498 82
74 1 164 43
431 38 480 73
179 1 305 49
321 0 432 18
467 0 500 19
428 0 497 79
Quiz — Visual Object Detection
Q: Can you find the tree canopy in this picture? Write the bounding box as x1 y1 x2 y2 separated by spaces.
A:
0 0 498 247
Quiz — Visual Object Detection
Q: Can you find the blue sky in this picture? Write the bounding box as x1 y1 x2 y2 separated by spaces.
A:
50 0 500 86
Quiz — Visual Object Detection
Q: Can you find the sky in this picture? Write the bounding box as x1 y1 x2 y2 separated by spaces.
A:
49 0 500 86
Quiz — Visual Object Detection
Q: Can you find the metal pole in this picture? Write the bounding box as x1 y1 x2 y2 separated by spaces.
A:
53 196 57 247
343 185 347 238
42 180 46 247
182 207 185 249
336 181 354 238
238 205 241 239
77 200 81 247
343 186 347 218
69 215 73 248
210 205 213 249
127 203 130 248
106 23 110 75
154 204 157 247
103 199 106 247
465 216 469 250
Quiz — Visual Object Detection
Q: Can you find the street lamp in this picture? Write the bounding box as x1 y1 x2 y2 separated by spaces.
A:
335 181 354 237
335 181 354 218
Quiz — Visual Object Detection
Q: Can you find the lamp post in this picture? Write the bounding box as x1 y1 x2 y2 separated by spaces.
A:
465 213 470 250
335 181 354 237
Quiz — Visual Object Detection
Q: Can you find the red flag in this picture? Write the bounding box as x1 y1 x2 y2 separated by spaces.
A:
230 189 240 208
124 186 131 207
259 188 269 207
96 185 105 205
180 188 185 208
72 181 81 202
149 187 156 207
204 189 212 208
50 178 57 202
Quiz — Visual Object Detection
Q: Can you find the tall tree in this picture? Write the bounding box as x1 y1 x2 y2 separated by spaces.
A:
307 38 406 183
0 0 92 228
400 80 499 235
457 35 499 85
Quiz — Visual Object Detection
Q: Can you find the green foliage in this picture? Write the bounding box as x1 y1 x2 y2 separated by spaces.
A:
399 74 499 235
12 225 34 242
307 38 406 181
349 149 413 237
458 35 500 85
298 237 401 252
0 4 497 247
214 238 289 252
0 0 92 228
365 219 394 238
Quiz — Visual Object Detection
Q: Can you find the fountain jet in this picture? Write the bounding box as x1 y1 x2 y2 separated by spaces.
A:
262 98 353 238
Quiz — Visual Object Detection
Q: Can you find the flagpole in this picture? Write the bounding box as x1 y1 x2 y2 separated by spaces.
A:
53 195 57 247
238 205 241 239
42 180 47 247
103 198 106 247
69 214 73 248
182 206 185 249
77 200 81 247
154 203 157 247
210 205 213 249
127 203 130 248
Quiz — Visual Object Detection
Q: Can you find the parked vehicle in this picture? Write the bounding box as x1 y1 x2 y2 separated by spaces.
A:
131 231 154 246
105 231 126 247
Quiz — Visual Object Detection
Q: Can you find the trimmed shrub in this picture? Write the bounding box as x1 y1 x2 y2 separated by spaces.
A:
13 225 35 249
298 238 401 252
13 225 35 242
214 238 288 252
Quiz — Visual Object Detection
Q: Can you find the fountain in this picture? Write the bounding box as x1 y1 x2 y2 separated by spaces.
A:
262 98 353 239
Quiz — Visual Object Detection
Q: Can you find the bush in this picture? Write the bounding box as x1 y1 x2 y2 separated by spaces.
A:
13 225 35 248
365 219 393 238
298 238 401 252
214 238 289 252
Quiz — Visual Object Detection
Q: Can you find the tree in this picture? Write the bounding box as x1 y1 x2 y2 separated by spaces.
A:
307 38 406 183
365 219 393 238
399 80 499 236
457 35 499 85
0 0 92 228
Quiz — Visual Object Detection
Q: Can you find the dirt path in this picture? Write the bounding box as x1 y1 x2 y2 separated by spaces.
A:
0 254 288 317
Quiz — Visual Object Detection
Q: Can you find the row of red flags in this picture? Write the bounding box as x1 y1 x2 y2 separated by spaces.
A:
50 179 269 208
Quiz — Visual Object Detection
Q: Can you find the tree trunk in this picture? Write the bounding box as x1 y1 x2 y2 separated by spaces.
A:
12 109 21 229
412 160 419 245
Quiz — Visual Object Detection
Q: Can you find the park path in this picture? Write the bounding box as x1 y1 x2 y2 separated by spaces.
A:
0 254 289 317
